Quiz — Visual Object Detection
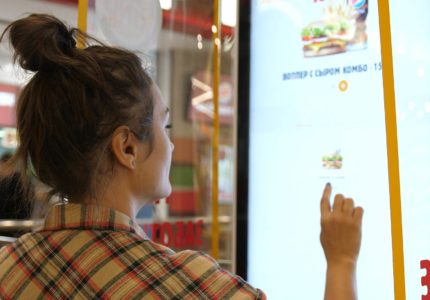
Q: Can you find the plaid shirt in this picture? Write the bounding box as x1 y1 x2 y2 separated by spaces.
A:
0 204 265 299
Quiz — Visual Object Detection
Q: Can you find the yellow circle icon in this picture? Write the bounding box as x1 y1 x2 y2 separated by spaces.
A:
339 80 348 92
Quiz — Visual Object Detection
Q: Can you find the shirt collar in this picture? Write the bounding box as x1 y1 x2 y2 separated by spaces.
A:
41 203 148 239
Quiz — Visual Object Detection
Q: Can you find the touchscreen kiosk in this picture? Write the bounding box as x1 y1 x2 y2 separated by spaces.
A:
247 0 394 298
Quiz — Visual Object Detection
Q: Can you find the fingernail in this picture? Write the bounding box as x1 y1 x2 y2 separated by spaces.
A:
326 182 331 187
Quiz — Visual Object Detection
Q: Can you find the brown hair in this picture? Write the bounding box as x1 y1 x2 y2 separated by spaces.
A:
0 14 154 203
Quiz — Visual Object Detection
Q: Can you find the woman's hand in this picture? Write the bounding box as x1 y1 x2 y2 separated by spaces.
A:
320 183 363 300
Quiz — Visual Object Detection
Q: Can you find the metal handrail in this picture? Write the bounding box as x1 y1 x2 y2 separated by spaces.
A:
0 235 16 247
0 215 232 231
0 219 43 231
137 216 232 225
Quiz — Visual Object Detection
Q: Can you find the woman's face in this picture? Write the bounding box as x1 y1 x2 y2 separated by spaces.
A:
135 84 173 201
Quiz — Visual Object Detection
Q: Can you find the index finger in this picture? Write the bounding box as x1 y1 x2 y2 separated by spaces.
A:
321 183 332 217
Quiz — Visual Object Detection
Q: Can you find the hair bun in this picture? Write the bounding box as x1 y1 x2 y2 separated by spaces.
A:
1 14 76 72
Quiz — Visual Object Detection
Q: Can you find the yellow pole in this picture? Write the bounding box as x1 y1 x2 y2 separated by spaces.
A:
77 0 88 48
377 1 406 299
211 0 221 260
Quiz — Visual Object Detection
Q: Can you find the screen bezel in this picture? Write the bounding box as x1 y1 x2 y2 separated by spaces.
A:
235 0 251 280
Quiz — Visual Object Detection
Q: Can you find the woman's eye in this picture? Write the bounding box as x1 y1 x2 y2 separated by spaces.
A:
165 124 172 130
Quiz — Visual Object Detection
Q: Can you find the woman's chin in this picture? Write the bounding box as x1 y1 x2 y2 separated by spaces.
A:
162 185 173 199
153 185 172 201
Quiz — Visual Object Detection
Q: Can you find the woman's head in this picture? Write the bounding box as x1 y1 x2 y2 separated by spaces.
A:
0 14 169 203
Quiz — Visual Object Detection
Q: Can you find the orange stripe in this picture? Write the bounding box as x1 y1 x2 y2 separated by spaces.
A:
377 1 406 299
77 0 88 48
211 0 221 260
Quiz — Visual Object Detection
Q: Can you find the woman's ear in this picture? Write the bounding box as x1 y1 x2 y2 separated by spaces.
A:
110 126 138 170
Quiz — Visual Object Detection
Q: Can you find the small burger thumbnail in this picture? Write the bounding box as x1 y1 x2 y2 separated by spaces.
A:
322 150 343 170
301 19 353 57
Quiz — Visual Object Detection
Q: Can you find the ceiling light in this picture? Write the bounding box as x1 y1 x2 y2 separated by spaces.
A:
221 0 237 27
159 0 172 10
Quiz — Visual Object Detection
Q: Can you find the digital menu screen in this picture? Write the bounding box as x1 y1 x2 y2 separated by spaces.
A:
248 0 394 298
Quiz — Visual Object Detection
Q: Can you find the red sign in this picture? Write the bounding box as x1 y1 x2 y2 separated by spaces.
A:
188 72 234 125
142 220 204 249
0 84 18 127
421 260 430 300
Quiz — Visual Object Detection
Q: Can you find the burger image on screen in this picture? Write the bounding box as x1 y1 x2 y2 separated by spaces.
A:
322 150 343 170
302 19 354 57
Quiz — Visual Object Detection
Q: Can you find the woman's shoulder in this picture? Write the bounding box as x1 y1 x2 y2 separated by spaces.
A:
155 247 266 299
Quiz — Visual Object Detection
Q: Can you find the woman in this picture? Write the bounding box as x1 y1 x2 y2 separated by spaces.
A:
0 14 362 299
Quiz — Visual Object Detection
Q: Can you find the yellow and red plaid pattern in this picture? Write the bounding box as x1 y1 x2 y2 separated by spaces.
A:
0 203 265 299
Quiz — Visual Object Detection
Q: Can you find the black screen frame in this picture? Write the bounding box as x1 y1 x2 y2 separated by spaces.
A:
235 0 251 280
